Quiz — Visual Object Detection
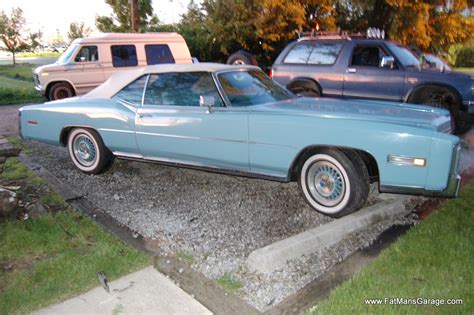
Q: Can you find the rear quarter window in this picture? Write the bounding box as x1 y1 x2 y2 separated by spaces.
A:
145 45 175 65
111 45 138 67
284 42 343 65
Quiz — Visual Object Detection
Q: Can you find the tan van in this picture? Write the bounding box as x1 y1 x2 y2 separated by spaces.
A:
34 33 193 100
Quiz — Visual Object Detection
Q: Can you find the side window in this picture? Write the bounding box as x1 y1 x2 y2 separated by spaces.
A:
283 44 313 64
145 45 175 65
74 46 99 62
351 45 388 67
113 75 148 105
111 45 138 67
144 72 224 107
307 43 343 65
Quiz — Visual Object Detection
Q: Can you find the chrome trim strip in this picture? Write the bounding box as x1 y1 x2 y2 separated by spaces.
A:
141 74 150 107
114 152 289 182
249 141 295 149
98 128 135 134
135 131 247 143
113 151 143 159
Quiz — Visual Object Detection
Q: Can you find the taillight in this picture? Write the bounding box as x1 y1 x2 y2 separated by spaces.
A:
269 68 273 78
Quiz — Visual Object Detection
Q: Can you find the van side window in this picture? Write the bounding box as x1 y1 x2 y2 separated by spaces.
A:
113 75 148 105
111 45 138 67
74 46 99 62
145 45 175 65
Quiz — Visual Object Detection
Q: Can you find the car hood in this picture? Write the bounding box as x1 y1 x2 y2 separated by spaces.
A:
254 97 452 133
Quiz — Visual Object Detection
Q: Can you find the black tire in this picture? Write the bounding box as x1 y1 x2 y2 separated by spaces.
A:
298 148 369 218
48 82 75 101
67 128 114 174
409 87 468 134
287 81 321 97
226 51 258 66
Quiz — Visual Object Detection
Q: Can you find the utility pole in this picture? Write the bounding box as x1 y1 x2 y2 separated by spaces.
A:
130 0 139 32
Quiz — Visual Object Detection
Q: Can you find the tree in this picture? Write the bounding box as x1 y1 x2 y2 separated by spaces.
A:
68 22 92 43
27 30 43 52
96 0 159 32
0 7 29 65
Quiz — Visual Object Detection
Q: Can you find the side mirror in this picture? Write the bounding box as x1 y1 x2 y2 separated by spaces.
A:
80 56 86 62
199 95 215 113
380 56 395 69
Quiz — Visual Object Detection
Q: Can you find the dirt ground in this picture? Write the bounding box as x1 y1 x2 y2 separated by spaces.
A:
0 105 21 137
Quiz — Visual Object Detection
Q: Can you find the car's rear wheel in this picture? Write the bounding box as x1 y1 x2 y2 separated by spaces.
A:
298 149 369 218
48 82 75 101
67 128 114 174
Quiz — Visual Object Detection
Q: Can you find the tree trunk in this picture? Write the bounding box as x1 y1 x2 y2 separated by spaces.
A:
12 51 16 66
130 0 139 33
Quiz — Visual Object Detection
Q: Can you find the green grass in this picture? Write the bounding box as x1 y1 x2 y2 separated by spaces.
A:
311 182 474 314
455 67 474 75
41 192 65 207
0 210 151 314
216 273 243 293
0 65 44 105
0 158 44 185
17 52 61 58
0 64 35 82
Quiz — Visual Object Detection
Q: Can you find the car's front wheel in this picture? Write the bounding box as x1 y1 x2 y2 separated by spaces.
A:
67 128 114 174
298 149 369 218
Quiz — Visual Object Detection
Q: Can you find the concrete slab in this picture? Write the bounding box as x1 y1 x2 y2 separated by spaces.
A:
247 196 410 274
32 266 213 315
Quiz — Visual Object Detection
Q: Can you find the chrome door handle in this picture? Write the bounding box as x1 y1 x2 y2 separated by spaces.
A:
346 68 357 73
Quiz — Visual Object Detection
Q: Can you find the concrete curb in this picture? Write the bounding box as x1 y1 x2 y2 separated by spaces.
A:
247 196 410 274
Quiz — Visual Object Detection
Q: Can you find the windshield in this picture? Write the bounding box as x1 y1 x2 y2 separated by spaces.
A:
57 44 78 64
217 70 294 106
388 43 420 67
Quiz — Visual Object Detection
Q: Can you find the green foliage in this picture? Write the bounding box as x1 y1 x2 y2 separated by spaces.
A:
96 0 159 32
455 45 474 67
310 182 474 314
0 7 29 65
0 210 150 314
67 22 91 43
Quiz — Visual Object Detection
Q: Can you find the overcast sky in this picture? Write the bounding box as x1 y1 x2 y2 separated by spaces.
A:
1 0 191 41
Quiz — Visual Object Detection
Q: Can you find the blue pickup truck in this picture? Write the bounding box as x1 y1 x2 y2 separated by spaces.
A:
270 36 474 134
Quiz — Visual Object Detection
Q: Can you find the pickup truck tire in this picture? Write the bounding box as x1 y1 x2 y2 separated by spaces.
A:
48 82 75 101
226 51 258 66
298 148 369 218
67 128 114 174
408 86 468 134
287 81 321 97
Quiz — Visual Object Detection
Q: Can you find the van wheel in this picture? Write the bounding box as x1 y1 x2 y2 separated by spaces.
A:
48 82 75 100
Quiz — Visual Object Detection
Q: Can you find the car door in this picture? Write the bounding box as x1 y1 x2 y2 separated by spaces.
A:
135 71 249 171
343 43 405 101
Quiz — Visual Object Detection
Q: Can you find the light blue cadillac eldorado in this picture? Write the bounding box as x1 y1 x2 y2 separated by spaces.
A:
20 63 461 217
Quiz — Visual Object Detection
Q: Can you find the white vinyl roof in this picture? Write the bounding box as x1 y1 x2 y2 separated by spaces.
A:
83 63 259 99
